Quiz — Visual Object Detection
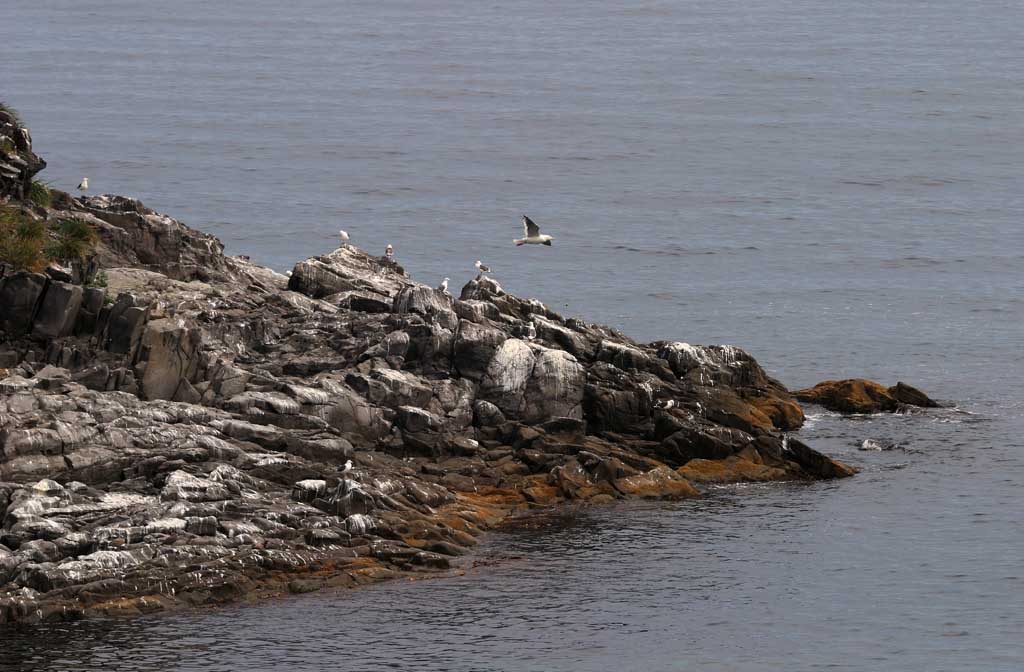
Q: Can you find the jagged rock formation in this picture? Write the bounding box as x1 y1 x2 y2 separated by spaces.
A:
0 138 855 624
0 107 45 201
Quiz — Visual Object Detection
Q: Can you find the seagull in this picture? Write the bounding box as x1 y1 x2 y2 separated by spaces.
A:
514 215 553 246
474 259 491 274
339 230 350 245
526 320 537 340
655 399 677 410
437 277 449 294
77 177 88 193
385 244 394 260
339 459 353 476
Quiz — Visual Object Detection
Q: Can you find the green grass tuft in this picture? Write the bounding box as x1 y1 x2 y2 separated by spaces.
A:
46 217 99 264
0 102 23 126
87 270 109 289
0 207 48 272
0 208 100 273
28 180 52 207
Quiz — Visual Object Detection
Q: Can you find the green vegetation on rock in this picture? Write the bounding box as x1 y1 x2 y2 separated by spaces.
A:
0 101 23 126
0 206 98 273
28 180 52 207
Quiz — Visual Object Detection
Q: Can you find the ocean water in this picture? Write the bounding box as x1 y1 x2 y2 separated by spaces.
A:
4 0 1024 669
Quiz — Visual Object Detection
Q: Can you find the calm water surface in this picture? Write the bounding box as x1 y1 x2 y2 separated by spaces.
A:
3 0 1023 669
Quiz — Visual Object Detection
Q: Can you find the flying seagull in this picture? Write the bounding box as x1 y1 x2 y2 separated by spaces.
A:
385 244 394 260
514 215 553 246
474 259 491 274
339 230 350 245
437 277 449 293
77 177 88 193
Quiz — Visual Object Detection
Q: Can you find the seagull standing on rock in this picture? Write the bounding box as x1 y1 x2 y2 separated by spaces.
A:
437 277 449 294
514 215 553 246
339 230 350 246
339 459 353 476
474 259 491 275
526 320 537 340
385 244 394 261
77 177 88 193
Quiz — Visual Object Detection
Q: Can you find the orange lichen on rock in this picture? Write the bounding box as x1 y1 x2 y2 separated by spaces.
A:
794 379 898 414
747 394 806 430
615 466 700 499
794 378 940 415
677 456 788 484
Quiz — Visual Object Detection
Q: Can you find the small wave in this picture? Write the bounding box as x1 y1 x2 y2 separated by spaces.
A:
859 439 902 451
880 255 946 269
903 175 963 185
860 439 884 451
840 179 884 187
801 410 840 429
610 244 759 258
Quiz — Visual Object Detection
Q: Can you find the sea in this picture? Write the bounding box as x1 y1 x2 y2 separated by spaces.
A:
3 0 1023 669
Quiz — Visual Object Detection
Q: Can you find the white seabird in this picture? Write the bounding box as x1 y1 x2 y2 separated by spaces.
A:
474 259 491 274
77 177 88 193
339 459 353 476
437 277 449 293
526 320 537 340
385 244 394 260
655 399 677 410
339 230 350 245
514 215 554 246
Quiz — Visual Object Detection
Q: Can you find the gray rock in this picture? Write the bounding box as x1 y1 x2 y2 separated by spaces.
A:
32 281 83 340
103 295 148 356
393 285 454 320
0 272 48 337
521 348 585 423
136 318 202 401
453 320 508 381
478 339 536 418
473 400 506 427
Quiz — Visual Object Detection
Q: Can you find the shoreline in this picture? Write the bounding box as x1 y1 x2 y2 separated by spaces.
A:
0 116 868 625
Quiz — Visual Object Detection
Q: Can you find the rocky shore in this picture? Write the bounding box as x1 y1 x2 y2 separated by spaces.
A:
0 113 904 625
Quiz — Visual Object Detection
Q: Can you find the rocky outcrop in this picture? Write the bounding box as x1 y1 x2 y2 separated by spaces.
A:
74 195 236 283
794 379 938 414
0 107 45 201
0 126 858 625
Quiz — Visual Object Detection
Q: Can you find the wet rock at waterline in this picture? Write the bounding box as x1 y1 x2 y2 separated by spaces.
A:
794 379 938 414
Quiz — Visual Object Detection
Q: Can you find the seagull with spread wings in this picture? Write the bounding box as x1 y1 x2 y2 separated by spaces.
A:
514 215 554 246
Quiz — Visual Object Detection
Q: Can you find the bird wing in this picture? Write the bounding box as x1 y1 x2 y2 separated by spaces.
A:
523 215 540 237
